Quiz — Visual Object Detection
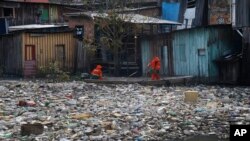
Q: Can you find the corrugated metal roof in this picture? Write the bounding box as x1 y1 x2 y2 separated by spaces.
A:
9 24 68 31
65 12 181 25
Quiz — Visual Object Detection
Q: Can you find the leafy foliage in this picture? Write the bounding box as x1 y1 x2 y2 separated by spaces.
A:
37 61 70 82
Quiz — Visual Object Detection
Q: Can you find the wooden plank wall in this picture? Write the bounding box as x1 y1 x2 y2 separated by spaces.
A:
4 2 71 26
0 33 23 75
8 3 37 26
23 32 76 72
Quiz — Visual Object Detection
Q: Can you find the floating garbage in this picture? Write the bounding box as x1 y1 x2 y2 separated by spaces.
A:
0 80 249 140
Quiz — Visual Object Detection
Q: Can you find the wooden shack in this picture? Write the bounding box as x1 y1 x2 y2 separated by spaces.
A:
0 0 81 26
171 25 242 83
0 24 76 77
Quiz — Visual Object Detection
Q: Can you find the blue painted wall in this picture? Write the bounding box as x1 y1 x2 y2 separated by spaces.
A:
172 26 241 80
162 2 180 22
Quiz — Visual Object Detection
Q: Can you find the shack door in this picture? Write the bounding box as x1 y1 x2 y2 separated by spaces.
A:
24 45 36 77
55 45 65 69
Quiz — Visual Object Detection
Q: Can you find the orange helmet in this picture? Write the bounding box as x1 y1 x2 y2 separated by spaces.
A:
154 56 160 61
96 65 102 69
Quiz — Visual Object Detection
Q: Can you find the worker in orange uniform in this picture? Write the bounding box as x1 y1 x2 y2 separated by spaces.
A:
91 65 103 80
148 56 161 80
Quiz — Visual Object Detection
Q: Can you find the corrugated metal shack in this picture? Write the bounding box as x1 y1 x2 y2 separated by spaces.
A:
171 25 242 82
0 25 76 77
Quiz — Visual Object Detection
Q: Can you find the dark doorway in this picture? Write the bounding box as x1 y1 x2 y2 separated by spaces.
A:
24 45 36 77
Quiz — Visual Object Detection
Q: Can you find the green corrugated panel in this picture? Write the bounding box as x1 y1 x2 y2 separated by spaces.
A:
173 26 240 79
173 27 209 77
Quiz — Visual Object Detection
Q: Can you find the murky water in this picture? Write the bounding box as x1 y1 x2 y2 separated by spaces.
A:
175 135 229 141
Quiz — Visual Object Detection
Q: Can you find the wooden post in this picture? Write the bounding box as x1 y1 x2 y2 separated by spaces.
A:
83 43 87 72
74 39 78 73
75 40 84 72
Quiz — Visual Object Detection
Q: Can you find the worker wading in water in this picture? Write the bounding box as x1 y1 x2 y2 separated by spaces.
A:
148 57 161 80
91 65 103 80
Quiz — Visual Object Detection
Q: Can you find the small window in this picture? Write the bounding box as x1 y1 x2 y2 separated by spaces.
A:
25 45 36 61
198 48 206 56
74 25 84 40
3 8 14 17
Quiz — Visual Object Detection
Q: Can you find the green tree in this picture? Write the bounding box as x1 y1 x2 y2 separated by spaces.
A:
83 0 137 76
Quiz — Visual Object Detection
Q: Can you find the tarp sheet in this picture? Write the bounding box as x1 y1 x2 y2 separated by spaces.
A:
162 2 180 22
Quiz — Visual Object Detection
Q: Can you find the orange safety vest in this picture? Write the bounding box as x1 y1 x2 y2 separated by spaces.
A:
91 65 103 79
149 57 160 71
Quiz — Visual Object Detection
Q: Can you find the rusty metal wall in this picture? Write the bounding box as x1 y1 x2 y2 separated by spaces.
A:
208 0 231 25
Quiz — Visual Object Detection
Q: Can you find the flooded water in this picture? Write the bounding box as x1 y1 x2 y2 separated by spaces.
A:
175 135 229 141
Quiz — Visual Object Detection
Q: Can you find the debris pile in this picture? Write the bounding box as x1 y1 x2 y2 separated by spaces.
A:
0 81 249 140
